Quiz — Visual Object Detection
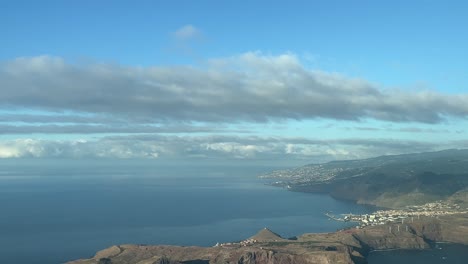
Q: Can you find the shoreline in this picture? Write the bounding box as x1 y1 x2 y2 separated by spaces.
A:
69 178 468 264
68 209 468 264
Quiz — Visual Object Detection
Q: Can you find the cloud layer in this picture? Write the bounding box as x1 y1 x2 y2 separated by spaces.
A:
0 135 446 162
1 53 466 161
1 53 468 128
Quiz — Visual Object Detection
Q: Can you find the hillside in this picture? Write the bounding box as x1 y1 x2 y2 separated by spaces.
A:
260 149 468 208
249 228 284 242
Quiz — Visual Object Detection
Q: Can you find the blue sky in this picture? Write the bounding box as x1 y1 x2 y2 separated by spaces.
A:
3 0 467 91
1 1 468 163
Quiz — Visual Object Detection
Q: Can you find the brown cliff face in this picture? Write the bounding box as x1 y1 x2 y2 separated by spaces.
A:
70 246 354 264
351 214 468 252
352 225 429 250
68 242 354 264
226 249 351 264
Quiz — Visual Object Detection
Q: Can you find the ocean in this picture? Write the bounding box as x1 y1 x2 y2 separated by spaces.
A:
1 159 466 264
0 159 373 264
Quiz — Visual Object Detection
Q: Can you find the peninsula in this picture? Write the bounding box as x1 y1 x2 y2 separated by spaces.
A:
68 212 468 264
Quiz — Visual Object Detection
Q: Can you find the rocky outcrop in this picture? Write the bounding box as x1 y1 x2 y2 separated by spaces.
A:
94 246 123 260
352 225 429 250
249 228 284 242
69 245 354 264
228 250 350 264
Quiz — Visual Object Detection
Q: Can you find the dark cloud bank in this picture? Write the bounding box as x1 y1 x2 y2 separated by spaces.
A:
1 53 467 125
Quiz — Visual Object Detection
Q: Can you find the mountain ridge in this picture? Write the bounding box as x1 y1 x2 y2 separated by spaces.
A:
260 149 468 208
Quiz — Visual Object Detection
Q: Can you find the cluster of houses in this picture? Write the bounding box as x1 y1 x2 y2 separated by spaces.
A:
239 238 258 247
214 238 259 248
345 213 407 228
332 201 468 228
261 164 347 185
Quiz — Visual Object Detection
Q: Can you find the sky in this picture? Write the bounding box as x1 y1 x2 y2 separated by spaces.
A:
1 0 468 164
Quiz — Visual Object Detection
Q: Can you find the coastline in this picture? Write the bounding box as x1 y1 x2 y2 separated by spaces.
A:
68 171 468 264
68 209 468 264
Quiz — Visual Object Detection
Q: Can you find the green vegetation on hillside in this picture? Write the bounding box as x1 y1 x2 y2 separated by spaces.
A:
261 149 468 208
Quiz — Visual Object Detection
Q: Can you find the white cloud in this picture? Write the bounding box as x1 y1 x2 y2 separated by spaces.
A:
173 24 201 40
0 135 449 161
0 139 46 158
203 142 270 158
2 53 467 126
0 145 21 158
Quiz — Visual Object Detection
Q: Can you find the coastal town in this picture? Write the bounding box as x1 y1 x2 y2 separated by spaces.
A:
215 238 260 248
259 164 361 186
214 228 284 248
212 201 468 249
327 201 468 228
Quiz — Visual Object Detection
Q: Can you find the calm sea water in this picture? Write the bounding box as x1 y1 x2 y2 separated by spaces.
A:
2 160 466 264
0 159 374 264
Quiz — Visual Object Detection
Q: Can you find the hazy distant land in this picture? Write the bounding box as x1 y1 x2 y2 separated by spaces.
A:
261 149 468 209
70 149 468 264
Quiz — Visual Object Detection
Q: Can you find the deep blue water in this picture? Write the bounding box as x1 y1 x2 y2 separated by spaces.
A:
0 160 375 264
